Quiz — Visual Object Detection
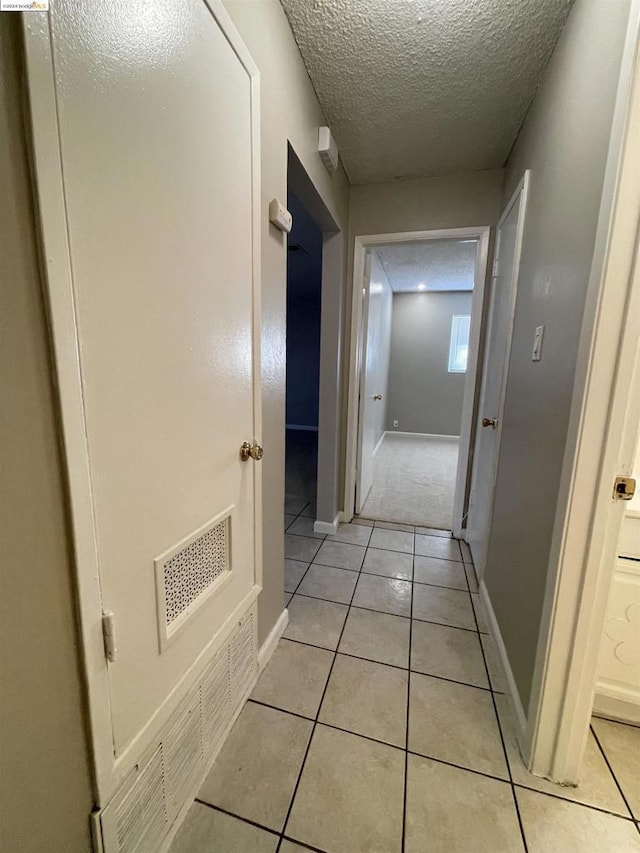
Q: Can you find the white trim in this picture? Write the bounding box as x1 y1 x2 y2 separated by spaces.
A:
480 579 527 735
373 431 386 458
593 695 640 726
285 424 319 432
314 514 341 535
526 6 640 784
345 227 491 530
257 608 289 672
22 0 262 804
467 172 531 578
386 431 460 441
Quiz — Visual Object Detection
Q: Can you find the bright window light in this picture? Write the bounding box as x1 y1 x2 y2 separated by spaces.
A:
448 315 471 373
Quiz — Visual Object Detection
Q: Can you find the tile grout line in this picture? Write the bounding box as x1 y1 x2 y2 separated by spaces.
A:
276 524 374 851
590 723 639 827
401 535 415 851
463 543 529 853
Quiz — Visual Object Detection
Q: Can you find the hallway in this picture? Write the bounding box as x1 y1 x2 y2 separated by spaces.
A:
170 512 640 852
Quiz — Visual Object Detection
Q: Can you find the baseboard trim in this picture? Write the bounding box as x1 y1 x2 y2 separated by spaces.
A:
258 608 289 672
314 514 340 535
285 424 319 432
480 580 527 737
593 686 640 725
373 431 386 458
387 431 460 441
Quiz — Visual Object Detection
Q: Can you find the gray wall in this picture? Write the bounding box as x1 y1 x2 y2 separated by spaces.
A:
387 291 473 435
0 18 94 851
484 0 631 711
368 252 393 449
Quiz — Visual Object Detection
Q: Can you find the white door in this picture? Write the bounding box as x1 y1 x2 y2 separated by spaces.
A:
356 252 389 512
466 173 530 574
25 0 261 787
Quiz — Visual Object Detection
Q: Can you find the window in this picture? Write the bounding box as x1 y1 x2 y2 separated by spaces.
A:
448 315 471 373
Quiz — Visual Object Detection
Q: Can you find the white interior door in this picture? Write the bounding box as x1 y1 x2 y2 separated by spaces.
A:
356 253 387 512
25 0 261 779
466 173 530 574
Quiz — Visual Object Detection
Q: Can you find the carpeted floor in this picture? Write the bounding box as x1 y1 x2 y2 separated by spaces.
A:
359 433 459 529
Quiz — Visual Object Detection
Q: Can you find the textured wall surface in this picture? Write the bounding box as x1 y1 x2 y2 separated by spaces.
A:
280 0 572 183
484 0 631 713
387 291 473 435
0 18 94 852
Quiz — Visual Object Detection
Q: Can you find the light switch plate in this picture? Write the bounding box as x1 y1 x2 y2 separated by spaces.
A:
532 325 545 361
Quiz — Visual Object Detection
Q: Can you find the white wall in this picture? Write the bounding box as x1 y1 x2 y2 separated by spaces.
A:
387 291 473 435
483 0 632 711
223 0 350 644
367 251 393 450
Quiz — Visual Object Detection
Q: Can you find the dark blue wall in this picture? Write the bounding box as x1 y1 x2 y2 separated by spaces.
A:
286 191 322 427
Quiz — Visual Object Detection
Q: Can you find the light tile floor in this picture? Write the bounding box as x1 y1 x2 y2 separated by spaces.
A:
171 502 640 853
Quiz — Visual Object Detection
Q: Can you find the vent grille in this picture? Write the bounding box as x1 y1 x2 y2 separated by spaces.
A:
100 609 257 853
163 518 230 626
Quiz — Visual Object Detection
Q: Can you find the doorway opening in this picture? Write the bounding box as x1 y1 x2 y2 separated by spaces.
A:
345 228 490 535
284 191 323 525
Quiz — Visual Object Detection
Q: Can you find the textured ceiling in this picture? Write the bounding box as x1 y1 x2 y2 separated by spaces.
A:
280 0 572 184
375 239 477 292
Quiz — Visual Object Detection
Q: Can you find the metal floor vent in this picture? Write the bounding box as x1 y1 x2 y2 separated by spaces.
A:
100 609 257 853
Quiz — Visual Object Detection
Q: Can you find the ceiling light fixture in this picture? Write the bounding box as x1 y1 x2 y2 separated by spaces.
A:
418 283 427 290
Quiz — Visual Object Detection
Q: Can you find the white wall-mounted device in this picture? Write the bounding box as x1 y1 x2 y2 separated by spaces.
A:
532 324 545 361
318 126 338 173
269 198 292 233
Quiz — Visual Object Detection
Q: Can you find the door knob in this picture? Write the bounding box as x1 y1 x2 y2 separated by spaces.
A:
482 418 498 429
372 394 383 401
240 441 264 461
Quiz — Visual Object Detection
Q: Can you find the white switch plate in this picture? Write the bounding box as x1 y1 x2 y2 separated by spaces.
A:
532 325 545 361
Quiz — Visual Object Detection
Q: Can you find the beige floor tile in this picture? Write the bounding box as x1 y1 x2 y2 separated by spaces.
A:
284 595 348 650
410 620 489 688
297 564 358 604
591 718 640 818
405 755 524 853
412 584 476 630
169 803 278 852
415 526 452 538
251 639 334 718
284 513 297 531
351 516 374 526
375 520 414 532
319 654 408 747
480 632 506 692
198 702 312 831
494 696 628 816
300 501 317 518
285 534 321 563
287 516 325 539
312 540 365 571
338 606 410 668
285 559 308 593
413 555 468 590
327 522 372 546
516 788 640 853
471 592 489 633
408 673 508 778
459 540 473 562
362 546 413 580
279 842 312 852
369 527 414 553
352 573 412 617
415 534 462 561
286 725 405 853
464 560 480 592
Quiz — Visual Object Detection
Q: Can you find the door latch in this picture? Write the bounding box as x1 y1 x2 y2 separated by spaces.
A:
613 476 636 501
102 611 117 663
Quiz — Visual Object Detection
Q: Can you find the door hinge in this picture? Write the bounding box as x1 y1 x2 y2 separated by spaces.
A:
613 476 636 501
102 611 117 663
492 258 499 277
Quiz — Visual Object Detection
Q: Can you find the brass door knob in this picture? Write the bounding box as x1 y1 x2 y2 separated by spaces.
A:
482 418 498 429
240 441 264 462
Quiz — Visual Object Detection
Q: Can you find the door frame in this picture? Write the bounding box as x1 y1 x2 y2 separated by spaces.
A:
465 171 531 577
525 4 640 783
344 226 491 534
22 0 262 804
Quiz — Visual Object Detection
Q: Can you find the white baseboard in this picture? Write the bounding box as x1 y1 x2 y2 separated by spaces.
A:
480 580 527 737
593 686 640 725
285 424 319 432
258 607 289 672
387 431 460 441
338 510 352 524
373 431 386 458
314 514 340 535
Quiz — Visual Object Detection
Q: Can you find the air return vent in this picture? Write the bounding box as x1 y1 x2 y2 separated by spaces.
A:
155 509 233 648
100 609 257 853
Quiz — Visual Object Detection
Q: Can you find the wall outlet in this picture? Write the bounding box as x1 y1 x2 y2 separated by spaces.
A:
393 420 399 428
